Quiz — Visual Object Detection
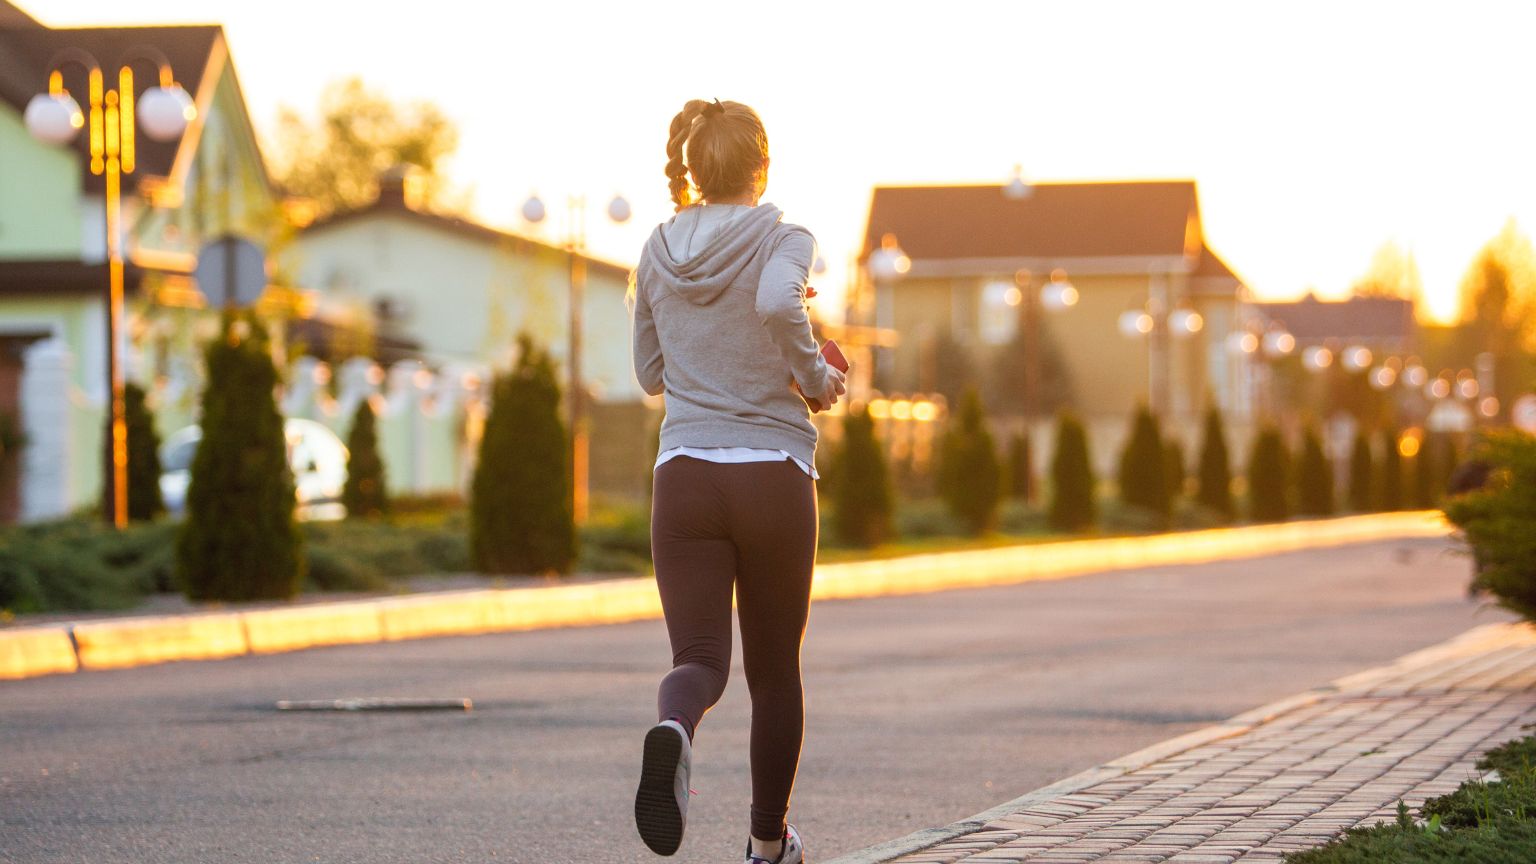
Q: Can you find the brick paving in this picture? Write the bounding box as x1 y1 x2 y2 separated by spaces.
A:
884 623 1536 864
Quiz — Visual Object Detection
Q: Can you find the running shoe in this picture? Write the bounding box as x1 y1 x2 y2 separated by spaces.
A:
745 823 804 864
635 720 691 855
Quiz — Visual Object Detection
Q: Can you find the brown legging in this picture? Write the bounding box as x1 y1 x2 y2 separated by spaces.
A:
651 455 818 842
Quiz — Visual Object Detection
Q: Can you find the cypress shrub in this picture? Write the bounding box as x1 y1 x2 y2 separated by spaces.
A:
1164 437 1186 503
1048 412 1096 532
1195 407 1234 522
101 381 164 522
938 389 1001 535
1116 406 1170 527
1247 426 1289 523
831 408 894 547
1295 426 1334 517
176 312 305 601
1379 426 1404 511
470 334 576 575
1445 431 1536 622
342 397 388 519
1413 433 1441 509
1005 431 1033 503
1348 431 1374 512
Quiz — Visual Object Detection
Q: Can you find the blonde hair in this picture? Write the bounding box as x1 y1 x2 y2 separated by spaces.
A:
665 99 769 212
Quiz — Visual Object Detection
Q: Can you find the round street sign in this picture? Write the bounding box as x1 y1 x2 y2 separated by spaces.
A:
1513 394 1536 435
194 236 267 308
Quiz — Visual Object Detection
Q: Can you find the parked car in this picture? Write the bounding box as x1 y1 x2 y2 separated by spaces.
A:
159 418 350 521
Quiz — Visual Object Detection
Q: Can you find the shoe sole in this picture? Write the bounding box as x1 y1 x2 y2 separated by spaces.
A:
635 725 685 856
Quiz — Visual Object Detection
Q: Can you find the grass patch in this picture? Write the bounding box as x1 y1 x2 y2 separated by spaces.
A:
1285 731 1536 862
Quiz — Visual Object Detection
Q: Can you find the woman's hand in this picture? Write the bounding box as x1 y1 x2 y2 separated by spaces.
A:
821 365 848 410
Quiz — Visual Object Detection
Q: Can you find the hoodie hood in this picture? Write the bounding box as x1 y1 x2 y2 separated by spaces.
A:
644 202 785 305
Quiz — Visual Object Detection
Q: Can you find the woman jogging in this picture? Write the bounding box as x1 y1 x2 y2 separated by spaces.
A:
630 98 846 864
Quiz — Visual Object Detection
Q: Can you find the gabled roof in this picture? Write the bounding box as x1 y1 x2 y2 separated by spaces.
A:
1254 294 1417 344
862 180 1202 262
0 22 226 193
0 1 40 28
302 191 634 281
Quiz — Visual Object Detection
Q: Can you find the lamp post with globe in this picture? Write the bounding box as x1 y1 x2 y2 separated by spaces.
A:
25 46 195 528
520 192 631 523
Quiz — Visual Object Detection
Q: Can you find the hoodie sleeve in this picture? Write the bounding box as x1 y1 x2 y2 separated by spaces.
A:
755 226 829 399
631 264 665 397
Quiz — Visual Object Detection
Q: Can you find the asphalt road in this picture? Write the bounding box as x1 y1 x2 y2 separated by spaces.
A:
0 536 1510 864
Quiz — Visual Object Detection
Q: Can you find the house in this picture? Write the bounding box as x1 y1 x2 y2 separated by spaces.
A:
285 172 653 498
859 180 1249 469
1253 293 1417 356
0 2 280 521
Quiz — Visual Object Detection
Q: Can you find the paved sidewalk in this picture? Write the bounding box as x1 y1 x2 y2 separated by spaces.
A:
843 621 1536 864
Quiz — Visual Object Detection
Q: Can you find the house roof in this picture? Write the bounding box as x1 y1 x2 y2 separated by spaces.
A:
302 190 634 281
0 258 143 296
1254 294 1417 344
0 21 224 192
0 0 40 28
862 180 1204 262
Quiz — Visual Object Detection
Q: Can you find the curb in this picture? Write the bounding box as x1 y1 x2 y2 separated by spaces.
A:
0 511 1451 681
820 620 1528 864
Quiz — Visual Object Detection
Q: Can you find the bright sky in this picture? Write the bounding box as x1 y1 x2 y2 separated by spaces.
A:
26 0 1536 324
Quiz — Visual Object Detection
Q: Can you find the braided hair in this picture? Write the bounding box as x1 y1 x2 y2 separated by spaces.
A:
664 99 770 212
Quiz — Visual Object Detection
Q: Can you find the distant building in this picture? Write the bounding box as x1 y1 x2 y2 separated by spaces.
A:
859 180 1249 468
1253 293 1417 355
286 173 652 498
0 5 278 521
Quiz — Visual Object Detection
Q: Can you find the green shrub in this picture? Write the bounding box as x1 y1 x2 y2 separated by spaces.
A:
1248 426 1289 523
1195 406 1235 523
1444 430 1536 621
1164 437 1186 504
100 382 164 522
1005 432 1034 503
0 519 173 613
1348 432 1374 512
1379 426 1404 511
938 389 1001 535
176 312 305 601
1285 806 1536 862
1116 406 1170 528
342 397 388 518
1295 426 1334 517
1048 412 1096 532
893 498 970 539
470 334 576 575
831 409 894 548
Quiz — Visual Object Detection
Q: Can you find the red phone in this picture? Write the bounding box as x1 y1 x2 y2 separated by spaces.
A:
799 339 849 413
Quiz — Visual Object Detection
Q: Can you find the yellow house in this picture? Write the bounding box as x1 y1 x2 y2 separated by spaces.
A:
860 180 1249 470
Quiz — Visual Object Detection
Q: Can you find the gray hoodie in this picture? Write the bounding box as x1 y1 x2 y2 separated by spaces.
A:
632 202 829 468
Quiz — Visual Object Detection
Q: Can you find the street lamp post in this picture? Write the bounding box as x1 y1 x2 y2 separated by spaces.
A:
521 192 630 524
25 46 195 528
861 233 910 401
1013 267 1078 423
1119 277 1204 418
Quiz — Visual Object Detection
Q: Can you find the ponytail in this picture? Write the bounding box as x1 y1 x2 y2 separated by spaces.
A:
663 99 770 213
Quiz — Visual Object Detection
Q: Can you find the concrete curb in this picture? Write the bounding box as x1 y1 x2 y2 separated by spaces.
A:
0 511 1451 681
821 619 1529 864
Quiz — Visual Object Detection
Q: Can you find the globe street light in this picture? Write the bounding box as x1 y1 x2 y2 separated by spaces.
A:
26 46 195 528
521 192 630 524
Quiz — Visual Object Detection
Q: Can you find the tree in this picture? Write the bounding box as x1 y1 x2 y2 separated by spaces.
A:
1352 240 1425 307
831 409 894 548
1247 427 1289 523
342 397 388 518
1004 431 1034 503
1048 412 1096 532
1295 426 1334 517
1116 406 1170 527
1458 221 1536 421
1443 431 1536 622
1348 431 1374 512
1195 407 1234 522
272 77 461 219
176 312 305 601
102 382 164 522
471 334 576 575
1379 426 1404 511
938 389 1001 535
1413 434 1442 510
1164 437 1187 504
985 317 1076 419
